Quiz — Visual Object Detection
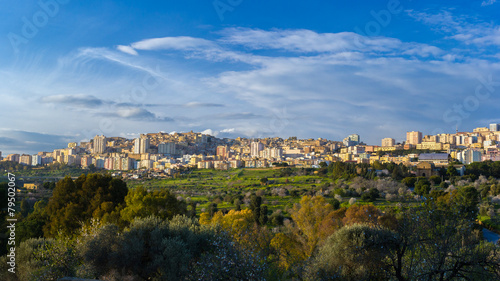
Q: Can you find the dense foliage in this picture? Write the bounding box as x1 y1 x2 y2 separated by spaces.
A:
1 165 500 280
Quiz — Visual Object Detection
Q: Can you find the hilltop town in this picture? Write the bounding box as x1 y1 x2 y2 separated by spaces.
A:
2 123 500 179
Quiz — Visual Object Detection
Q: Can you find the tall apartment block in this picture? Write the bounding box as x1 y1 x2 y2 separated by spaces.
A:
406 131 422 145
93 135 107 154
134 135 150 154
382 138 395 147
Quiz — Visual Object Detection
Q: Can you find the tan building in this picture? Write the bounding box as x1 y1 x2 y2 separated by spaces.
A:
376 146 397 152
416 162 435 178
24 183 40 190
382 138 395 147
416 141 443 150
473 127 489 132
406 131 422 145
216 146 228 159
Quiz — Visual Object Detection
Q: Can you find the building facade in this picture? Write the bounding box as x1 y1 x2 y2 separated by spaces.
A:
406 131 422 145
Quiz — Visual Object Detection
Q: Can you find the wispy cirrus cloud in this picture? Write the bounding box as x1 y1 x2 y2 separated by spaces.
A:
482 0 497 7
217 28 445 59
183 102 224 108
41 94 225 109
116 45 138 56
102 107 174 122
40 94 105 107
3 9 500 155
116 36 216 57
0 129 76 155
218 28 401 53
407 9 500 47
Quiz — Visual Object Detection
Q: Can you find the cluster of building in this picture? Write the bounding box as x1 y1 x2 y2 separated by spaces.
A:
1 124 499 177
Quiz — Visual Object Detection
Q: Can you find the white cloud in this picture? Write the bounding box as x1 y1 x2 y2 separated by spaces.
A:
201 129 218 136
408 9 500 47
3 24 500 151
481 0 497 6
402 44 443 57
117 45 138 55
40 94 104 107
131 36 214 51
219 28 404 53
183 102 224 107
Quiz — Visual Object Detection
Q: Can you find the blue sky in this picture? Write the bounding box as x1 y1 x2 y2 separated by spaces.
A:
1 0 500 155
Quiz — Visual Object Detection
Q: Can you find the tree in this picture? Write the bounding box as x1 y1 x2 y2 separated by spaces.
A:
414 177 431 196
187 201 197 218
447 165 458 178
250 195 262 224
200 209 254 242
330 198 341 210
0 238 56 281
17 212 47 245
44 174 128 237
429 175 442 185
259 205 268 225
342 204 381 227
382 200 500 281
305 224 396 281
454 186 480 220
198 208 273 267
361 188 379 202
234 199 242 211
207 203 218 217
78 215 261 280
42 181 56 190
306 197 500 281
402 177 417 187
120 186 186 223
260 177 268 185
439 181 449 189
20 199 31 217
187 232 268 281
290 196 335 257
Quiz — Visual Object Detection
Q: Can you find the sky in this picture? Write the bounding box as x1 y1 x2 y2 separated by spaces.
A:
1 0 500 155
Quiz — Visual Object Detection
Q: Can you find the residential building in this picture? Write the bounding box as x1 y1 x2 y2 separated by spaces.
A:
416 141 444 151
81 156 93 168
473 127 489 132
406 131 422 145
343 134 360 147
93 135 107 154
457 149 482 165
158 142 176 155
31 155 42 166
134 135 150 154
490 123 500 132
216 146 228 159
251 141 264 158
382 138 395 147
6 154 20 162
20 154 32 165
